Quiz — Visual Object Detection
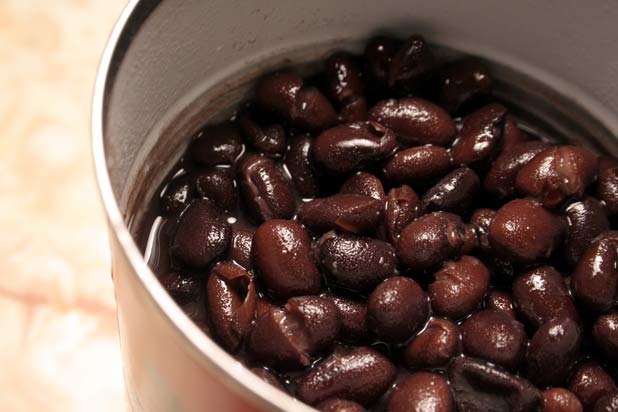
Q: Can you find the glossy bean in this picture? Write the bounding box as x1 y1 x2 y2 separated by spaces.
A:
388 35 433 94
386 372 454 412
593 312 618 362
403 318 459 368
238 108 287 157
384 185 419 245
382 145 452 187
421 166 480 215
563 197 609 265
593 392 618 412
160 174 193 216
284 134 320 198
250 367 285 391
317 399 366 412
485 290 516 318
569 363 618 410
297 194 383 234
340 172 385 202
597 157 618 215
189 123 245 166
438 59 492 114
285 296 341 353
541 388 583 412
323 294 370 343
227 228 253 270
325 52 364 103
195 168 238 211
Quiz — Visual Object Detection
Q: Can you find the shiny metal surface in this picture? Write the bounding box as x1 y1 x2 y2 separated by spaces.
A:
93 1 618 411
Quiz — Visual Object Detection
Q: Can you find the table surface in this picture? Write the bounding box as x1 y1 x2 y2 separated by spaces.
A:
1 1 129 410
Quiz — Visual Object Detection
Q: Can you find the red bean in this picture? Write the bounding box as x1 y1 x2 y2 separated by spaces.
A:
563 197 609 265
398 212 467 271
298 194 383 234
388 35 433 94
513 266 579 330
597 156 618 215
295 346 397 406
429 255 490 319
515 145 599 208
483 141 550 199
438 59 493 114
448 356 541 412
593 312 618 363
403 318 459 368
369 98 457 146
312 121 398 174
569 363 618 410
461 309 527 370
525 316 581 387
189 123 245 166
237 153 297 223
451 103 507 169
367 277 429 343
421 166 480 215
195 168 238 211
318 231 397 293
285 296 341 353
571 232 618 311
252 220 321 300
206 262 257 353
386 372 454 412
340 172 385 202
488 199 564 264
541 388 583 412
171 199 231 269
383 185 419 245
285 134 320 198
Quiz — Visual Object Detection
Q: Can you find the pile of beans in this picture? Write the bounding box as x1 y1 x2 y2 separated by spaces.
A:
146 34 618 412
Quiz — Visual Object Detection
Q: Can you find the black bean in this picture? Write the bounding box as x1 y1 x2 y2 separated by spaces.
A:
388 35 433 94
386 372 453 412
438 59 492 114
284 134 320 198
195 168 237 211
569 363 618 410
403 318 459 368
382 145 452 187
563 197 609 265
383 185 419 245
189 123 245 166
238 108 287 157
541 388 583 412
593 312 618 363
597 157 618 215
340 172 385 202
421 166 480 215
160 174 193 216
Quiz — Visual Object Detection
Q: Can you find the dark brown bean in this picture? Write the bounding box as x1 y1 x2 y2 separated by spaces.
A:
318 232 397 293
227 228 253 269
403 318 459 368
160 174 193 216
398 212 467 271
594 392 618 412
364 36 399 88
171 199 231 268
593 312 618 362
384 185 419 245
484 141 550 199
250 367 285 391
569 363 618 410
238 108 287 157
502 117 530 150
252 220 321 300
295 346 397 406
515 145 599 208
429 255 490 319
340 172 385 202
488 199 563 264
285 296 341 353
451 103 507 169
367 277 429 343
386 372 453 412
461 309 527 370
525 316 581 387
323 294 370 343
513 266 579 330
159 272 199 305
312 121 398 174
541 388 583 412
485 290 516 318
572 233 618 311
597 157 618 215
255 72 304 115
298 194 383 234
206 262 257 352
237 153 296 223
388 35 433 93
369 98 457 146
438 59 492 114
421 167 480 215
317 399 366 412
247 305 311 370
189 123 245 166
291 86 338 131
382 145 452 187
563 197 609 265
325 53 364 103
470 208 496 253
284 134 320 198
448 356 541 412
339 97 368 123
195 168 237 211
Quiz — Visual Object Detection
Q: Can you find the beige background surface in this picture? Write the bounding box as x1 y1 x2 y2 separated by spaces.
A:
1 1 128 410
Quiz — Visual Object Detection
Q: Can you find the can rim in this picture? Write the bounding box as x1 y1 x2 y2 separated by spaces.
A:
91 1 316 411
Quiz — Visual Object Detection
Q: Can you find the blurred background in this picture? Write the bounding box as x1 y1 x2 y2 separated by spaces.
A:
1 0 127 410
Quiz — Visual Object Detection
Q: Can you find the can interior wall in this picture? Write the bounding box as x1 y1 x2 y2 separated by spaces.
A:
95 0 618 411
